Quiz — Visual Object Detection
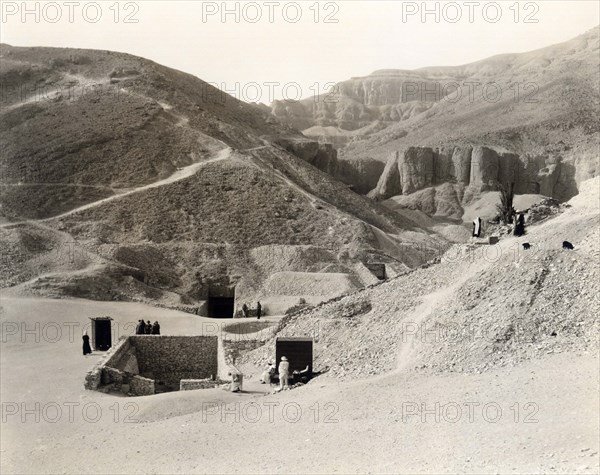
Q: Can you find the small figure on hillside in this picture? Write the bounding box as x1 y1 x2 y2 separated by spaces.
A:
522 243 531 250
256 301 262 320
513 213 526 237
277 356 290 391
241 303 249 319
261 362 276 385
136 319 145 335
145 320 152 334
152 321 160 335
82 331 92 356
472 217 482 238
562 241 575 250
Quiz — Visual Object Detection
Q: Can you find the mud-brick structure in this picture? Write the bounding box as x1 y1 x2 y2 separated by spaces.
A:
85 336 221 395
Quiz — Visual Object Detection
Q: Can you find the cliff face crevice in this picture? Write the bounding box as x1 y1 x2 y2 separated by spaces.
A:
370 146 578 202
275 137 384 194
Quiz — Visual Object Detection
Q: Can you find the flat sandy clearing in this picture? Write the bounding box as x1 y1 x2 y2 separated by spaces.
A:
1 296 598 474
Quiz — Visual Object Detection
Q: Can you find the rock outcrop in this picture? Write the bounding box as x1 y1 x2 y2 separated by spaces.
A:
270 70 449 132
275 137 384 194
370 145 576 201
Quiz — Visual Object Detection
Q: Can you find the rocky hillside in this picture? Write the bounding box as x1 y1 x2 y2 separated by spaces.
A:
244 176 600 378
271 28 599 195
0 44 448 312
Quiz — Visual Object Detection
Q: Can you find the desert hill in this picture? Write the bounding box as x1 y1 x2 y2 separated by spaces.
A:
0 44 448 313
244 176 600 379
271 28 600 196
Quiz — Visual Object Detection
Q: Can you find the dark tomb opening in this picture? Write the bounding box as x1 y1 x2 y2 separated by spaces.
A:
208 297 234 318
90 316 113 351
207 287 235 318
276 337 313 375
365 263 387 280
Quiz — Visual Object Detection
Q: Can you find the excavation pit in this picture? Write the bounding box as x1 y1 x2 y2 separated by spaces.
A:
85 336 222 395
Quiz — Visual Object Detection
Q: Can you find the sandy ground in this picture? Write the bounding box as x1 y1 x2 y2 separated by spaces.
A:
462 193 548 223
0 294 598 474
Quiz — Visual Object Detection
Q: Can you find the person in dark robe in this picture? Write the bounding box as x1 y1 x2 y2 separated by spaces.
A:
82 331 92 355
514 213 526 236
152 321 160 335
241 303 249 319
145 320 152 334
256 301 262 320
136 320 145 335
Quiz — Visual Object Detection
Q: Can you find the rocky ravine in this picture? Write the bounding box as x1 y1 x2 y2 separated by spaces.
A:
274 136 384 194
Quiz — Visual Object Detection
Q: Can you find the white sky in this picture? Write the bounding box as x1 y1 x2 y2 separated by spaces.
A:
1 1 599 102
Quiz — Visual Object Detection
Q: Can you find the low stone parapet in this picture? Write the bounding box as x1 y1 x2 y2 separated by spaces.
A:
180 379 221 391
130 375 155 396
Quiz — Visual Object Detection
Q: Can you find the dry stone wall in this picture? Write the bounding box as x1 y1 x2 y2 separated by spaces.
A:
84 336 220 396
131 336 218 385
180 379 223 390
130 375 154 396
222 339 264 366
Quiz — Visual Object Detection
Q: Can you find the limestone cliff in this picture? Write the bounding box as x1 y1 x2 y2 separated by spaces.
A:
270 70 445 132
370 145 576 202
275 137 383 194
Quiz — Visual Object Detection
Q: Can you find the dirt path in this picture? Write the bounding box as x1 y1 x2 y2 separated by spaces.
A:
1 147 232 229
246 147 421 260
394 249 494 371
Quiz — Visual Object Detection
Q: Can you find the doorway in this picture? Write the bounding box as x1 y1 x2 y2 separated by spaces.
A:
207 296 235 318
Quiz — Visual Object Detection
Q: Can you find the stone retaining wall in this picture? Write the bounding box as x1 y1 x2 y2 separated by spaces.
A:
131 336 218 385
84 335 220 396
180 379 222 390
222 338 264 366
130 375 155 396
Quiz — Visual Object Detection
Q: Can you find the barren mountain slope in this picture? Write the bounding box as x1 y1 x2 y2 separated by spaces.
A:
272 28 600 194
0 43 297 219
0 45 448 310
244 176 599 378
346 28 599 177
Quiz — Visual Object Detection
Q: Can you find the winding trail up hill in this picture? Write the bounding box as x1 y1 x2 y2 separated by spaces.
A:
0 44 449 312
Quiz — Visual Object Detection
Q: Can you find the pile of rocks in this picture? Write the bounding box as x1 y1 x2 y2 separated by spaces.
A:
243 181 599 379
411 249 599 374
243 258 460 379
527 198 565 225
